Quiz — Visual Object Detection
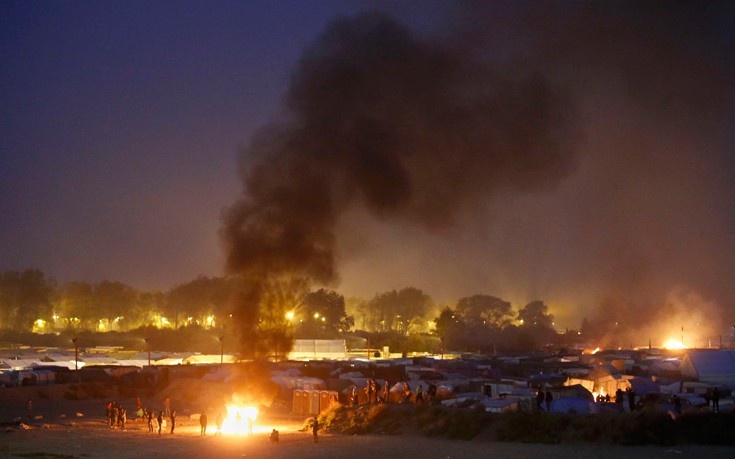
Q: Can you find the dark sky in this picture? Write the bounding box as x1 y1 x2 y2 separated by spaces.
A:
2 1 735 335
1 0 430 286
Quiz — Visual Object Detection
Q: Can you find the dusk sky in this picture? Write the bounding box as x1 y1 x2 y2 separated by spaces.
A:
2 1 734 332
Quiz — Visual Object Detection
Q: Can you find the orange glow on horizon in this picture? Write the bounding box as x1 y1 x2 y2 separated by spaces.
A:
663 338 686 350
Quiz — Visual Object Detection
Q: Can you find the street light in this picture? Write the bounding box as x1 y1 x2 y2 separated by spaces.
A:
219 336 224 365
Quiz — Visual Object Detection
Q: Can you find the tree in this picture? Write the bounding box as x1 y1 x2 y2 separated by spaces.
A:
93 281 138 331
517 300 554 329
57 281 96 330
365 287 433 333
299 288 353 337
0 269 55 331
455 294 514 329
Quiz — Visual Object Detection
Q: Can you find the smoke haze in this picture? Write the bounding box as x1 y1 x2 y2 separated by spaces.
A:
223 2 735 342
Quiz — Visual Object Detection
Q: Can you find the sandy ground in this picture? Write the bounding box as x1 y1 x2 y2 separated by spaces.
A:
3 419 735 459
2 387 734 458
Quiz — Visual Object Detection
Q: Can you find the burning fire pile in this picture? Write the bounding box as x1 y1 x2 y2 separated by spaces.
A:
219 404 259 435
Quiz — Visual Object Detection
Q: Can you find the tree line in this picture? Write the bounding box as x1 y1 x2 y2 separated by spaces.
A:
0 268 566 353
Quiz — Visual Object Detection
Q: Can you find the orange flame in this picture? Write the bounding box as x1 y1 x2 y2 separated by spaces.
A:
219 404 259 435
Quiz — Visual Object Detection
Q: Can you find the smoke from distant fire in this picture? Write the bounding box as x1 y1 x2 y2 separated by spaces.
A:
222 2 735 343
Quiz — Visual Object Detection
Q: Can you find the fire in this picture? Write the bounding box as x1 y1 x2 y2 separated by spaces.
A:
219 404 259 435
592 387 607 401
583 347 601 355
663 339 686 350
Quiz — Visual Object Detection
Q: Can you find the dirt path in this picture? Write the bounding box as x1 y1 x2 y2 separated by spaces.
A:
2 416 734 459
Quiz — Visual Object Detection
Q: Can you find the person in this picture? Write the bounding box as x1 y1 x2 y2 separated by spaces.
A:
164 398 171 417
157 411 163 436
216 412 224 435
106 401 113 426
403 382 411 403
147 409 154 433
374 380 382 403
712 387 720 413
415 385 424 404
627 387 636 412
351 385 358 407
604 393 611 403
200 412 208 436
615 388 624 407
170 409 177 434
119 406 126 431
270 428 279 443
427 383 437 402
247 416 253 438
27 399 33 420
311 416 319 444
382 382 390 404
545 390 553 411
536 388 545 411
672 395 682 414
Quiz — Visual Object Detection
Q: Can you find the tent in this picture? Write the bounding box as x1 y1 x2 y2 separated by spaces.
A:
681 350 735 388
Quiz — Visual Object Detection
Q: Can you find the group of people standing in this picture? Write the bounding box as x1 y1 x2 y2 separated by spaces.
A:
106 399 176 435
348 380 438 406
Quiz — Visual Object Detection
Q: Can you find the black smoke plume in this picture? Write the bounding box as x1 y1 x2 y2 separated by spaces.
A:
224 2 735 349
222 12 578 284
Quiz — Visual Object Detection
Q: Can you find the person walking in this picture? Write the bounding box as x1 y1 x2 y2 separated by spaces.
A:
170 409 177 434
627 388 636 412
311 416 319 444
712 387 720 413
200 412 208 436
147 409 154 433
216 412 223 435
157 411 163 436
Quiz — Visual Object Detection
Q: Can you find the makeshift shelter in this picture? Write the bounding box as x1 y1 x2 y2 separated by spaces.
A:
680 350 735 388
551 397 600 414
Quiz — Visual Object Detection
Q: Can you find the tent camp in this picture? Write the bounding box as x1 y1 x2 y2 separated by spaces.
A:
680 350 735 388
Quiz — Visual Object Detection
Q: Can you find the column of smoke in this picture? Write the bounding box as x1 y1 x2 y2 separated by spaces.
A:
223 3 735 351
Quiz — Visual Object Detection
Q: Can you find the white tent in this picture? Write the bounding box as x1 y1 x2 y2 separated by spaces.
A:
680 350 735 388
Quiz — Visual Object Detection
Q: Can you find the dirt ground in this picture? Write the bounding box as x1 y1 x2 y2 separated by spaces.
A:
2 385 734 459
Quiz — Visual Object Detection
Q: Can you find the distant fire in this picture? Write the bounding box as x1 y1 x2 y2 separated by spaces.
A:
583 347 601 355
663 338 686 350
219 404 259 435
592 386 607 401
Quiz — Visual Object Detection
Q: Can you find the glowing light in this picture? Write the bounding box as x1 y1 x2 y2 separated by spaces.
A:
206 315 215 326
32 319 47 333
592 387 607 401
285 311 294 320
663 339 686 350
313 313 320 319
219 405 259 435
583 347 601 354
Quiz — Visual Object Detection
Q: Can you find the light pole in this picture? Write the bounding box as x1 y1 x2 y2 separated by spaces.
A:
144 338 151 367
219 336 224 365
72 337 78 370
